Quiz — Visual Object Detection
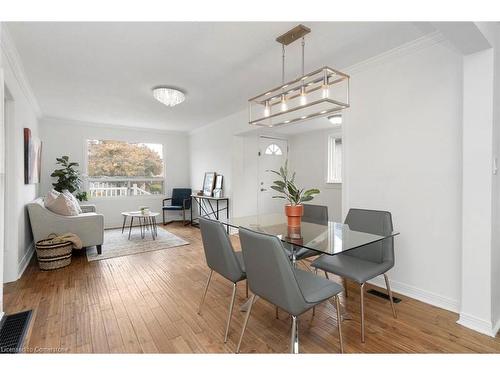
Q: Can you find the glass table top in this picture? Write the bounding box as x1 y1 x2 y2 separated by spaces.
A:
218 213 399 256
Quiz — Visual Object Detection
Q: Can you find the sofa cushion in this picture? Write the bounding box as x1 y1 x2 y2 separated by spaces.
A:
45 193 80 216
62 190 83 214
44 189 60 206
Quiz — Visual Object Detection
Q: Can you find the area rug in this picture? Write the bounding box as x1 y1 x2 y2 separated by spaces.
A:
86 227 189 261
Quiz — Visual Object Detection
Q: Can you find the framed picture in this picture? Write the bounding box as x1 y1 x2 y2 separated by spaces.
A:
215 174 223 189
24 128 42 184
202 172 216 196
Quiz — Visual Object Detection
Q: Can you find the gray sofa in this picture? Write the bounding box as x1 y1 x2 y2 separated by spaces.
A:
27 198 104 254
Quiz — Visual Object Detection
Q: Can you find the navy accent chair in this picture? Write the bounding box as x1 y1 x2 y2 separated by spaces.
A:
162 188 192 225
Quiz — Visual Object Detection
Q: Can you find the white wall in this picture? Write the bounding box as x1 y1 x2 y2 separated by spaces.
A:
189 110 257 218
288 126 343 222
344 37 463 311
459 48 494 334
1 26 40 283
39 118 190 228
473 22 500 336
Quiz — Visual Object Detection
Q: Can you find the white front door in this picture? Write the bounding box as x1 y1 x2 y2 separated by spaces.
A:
257 137 288 215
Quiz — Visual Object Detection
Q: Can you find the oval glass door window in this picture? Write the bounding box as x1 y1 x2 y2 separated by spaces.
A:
264 143 283 156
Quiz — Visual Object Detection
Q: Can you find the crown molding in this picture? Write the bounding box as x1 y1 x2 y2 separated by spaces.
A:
0 25 42 118
41 116 189 136
344 31 450 76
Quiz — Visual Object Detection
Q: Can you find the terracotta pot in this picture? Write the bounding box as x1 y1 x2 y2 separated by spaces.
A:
285 204 304 228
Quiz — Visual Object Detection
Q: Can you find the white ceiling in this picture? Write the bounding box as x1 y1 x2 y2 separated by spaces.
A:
7 22 431 132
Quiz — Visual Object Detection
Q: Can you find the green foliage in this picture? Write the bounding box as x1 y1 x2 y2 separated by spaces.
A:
88 141 163 177
270 160 320 206
51 156 88 201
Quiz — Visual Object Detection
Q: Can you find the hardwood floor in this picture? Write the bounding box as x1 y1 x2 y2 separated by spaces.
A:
4 222 500 353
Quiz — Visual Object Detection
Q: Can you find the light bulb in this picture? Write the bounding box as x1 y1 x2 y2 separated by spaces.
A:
322 84 329 99
280 94 287 111
322 71 329 99
264 101 270 117
300 86 307 105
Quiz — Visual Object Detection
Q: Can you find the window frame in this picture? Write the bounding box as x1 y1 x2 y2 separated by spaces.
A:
326 134 342 184
83 139 167 200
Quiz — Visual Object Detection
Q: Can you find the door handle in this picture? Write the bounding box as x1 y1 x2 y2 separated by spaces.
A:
260 188 267 192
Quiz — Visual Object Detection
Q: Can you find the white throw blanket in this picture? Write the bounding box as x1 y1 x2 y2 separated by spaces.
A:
45 233 83 249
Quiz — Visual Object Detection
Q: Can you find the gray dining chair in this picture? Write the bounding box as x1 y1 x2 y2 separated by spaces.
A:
236 227 344 354
311 208 397 342
198 217 247 343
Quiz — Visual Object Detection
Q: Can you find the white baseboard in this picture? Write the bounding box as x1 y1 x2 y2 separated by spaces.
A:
457 313 496 337
493 318 500 338
0 311 4 322
368 275 460 313
18 242 35 279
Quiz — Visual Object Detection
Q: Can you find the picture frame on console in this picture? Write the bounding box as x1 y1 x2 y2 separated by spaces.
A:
202 172 216 196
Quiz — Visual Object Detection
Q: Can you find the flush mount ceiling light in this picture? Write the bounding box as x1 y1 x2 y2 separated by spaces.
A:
328 113 342 125
152 87 185 107
249 24 350 127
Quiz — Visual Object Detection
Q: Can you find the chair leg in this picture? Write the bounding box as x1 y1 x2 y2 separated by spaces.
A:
360 283 365 343
183 209 186 225
96 245 102 255
343 278 348 298
275 306 279 319
335 295 344 353
236 294 256 353
384 274 397 319
245 279 249 298
290 315 299 354
324 271 329 280
163 210 166 225
198 270 213 315
224 283 237 343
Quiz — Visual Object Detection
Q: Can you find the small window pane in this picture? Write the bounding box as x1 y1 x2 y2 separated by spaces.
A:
327 136 342 183
265 143 283 155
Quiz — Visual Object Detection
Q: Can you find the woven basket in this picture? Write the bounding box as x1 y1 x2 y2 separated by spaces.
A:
35 235 73 271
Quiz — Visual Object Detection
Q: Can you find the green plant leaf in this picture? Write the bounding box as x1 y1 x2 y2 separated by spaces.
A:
270 185 285 193
303 188 320 196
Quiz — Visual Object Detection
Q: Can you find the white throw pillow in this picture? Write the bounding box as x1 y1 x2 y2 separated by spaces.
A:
62 190 83 214
44 189 60 206
45 193 80 216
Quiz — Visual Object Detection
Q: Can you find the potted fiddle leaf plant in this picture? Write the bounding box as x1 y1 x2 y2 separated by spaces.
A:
270 160 320 227
51 156 88 201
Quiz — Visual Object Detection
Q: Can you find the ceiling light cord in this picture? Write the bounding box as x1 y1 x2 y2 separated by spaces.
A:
281 43 286 86
301 37 305 77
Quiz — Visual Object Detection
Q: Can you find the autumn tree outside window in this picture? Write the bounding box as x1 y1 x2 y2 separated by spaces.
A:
86 140 164 198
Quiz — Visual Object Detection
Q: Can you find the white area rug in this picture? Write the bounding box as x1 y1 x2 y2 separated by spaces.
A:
86 227 189 261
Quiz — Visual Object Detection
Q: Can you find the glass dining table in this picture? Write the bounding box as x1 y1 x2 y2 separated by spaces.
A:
217 213 400 312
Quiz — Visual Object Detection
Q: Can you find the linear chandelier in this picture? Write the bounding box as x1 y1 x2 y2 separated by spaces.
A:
248 24 350 127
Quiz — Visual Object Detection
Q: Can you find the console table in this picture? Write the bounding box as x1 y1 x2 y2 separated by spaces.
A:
190 195 230 232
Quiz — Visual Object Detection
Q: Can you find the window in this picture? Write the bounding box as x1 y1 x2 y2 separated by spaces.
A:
327 136 342 183
265 143 283 155
86 140 164 198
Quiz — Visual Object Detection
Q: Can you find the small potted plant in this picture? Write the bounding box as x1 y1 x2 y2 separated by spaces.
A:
270 160 320 227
